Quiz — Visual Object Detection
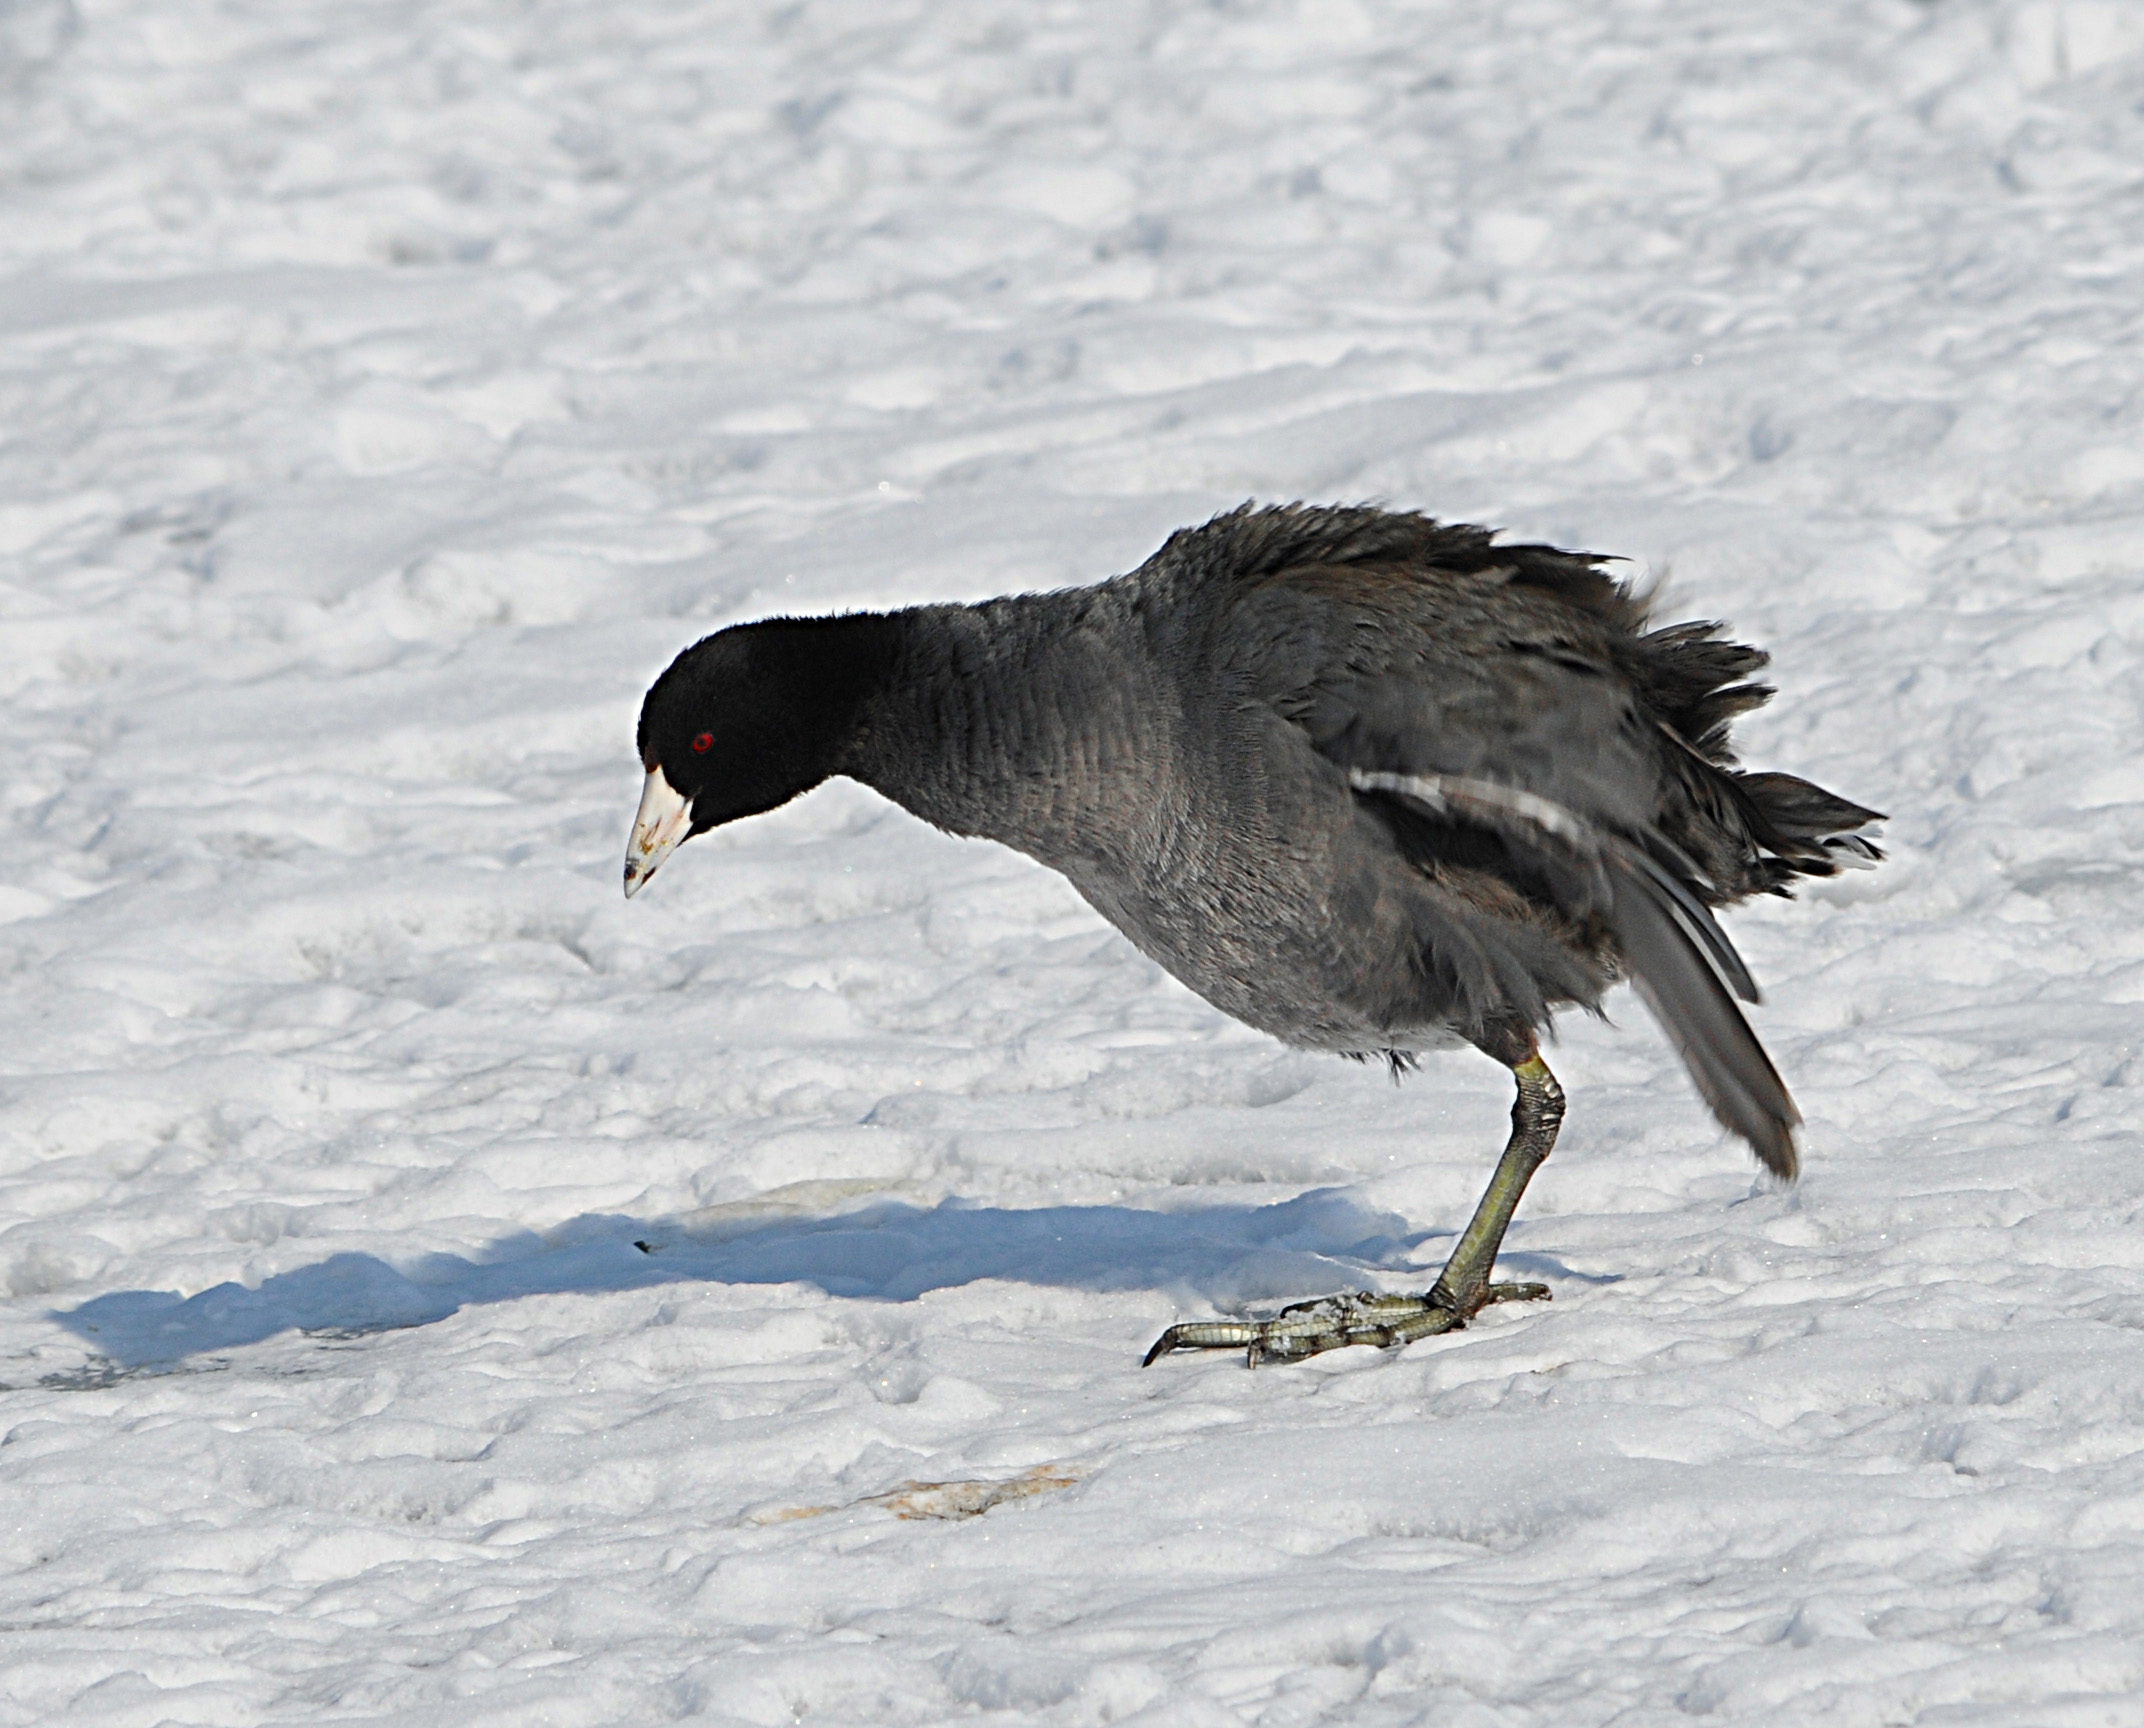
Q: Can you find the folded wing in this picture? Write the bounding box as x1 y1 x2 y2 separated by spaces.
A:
1346 768 1800 1178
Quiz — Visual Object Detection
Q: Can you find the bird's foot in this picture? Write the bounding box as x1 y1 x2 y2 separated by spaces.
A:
1143 1281 1549 1367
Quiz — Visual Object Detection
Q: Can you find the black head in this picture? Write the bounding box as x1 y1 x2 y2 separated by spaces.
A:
629 613 898 878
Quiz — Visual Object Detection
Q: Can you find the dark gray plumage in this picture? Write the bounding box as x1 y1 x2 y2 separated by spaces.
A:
626 504 1881 1363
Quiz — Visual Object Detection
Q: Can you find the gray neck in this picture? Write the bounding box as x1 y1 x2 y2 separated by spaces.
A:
842 587 1146 865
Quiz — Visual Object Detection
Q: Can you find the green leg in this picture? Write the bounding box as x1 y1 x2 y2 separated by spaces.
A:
1144 1048 1564 1368
1425 1053 1563 1316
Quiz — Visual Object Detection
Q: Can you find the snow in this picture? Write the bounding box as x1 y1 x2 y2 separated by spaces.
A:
4 0 2144 1720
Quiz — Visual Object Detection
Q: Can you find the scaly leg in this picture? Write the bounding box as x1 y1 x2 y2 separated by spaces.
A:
1144 1038 1565 1367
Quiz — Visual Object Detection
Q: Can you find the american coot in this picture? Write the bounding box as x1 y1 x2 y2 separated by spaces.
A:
625 504 1881 1365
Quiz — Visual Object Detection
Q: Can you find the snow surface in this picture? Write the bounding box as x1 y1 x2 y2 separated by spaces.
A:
5 0 2144 1721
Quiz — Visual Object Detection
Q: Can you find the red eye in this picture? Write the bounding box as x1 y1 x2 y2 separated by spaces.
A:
690 732 713 754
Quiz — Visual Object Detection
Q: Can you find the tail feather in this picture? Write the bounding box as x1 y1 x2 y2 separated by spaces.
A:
1730 769 1886 881
1737 772 1883 843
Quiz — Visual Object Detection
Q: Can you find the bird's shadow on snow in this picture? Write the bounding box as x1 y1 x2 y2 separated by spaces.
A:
45 1189 1602 1380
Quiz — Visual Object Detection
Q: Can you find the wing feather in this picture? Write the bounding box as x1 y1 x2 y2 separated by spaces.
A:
1348 769 1799 1176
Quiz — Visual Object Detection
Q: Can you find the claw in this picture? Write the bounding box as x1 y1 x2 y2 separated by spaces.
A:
1143 1284 1549 1368
1140 1321 1265 1366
